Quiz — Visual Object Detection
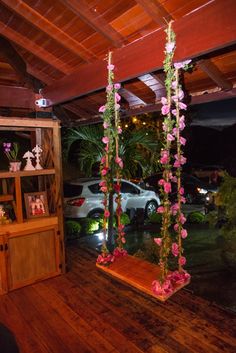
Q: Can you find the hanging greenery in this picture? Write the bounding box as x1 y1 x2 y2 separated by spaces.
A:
152 22 191 296
97 52 127 266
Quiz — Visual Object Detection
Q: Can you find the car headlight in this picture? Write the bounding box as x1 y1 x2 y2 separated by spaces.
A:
197 187 208 194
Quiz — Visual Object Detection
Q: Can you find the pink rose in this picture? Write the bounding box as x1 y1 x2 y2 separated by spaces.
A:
172 243 179 257
114 83 121 90
104 209 110 218
179 213 186 224
161 97 167 105
117 127 122 134
161 105 170 115
99 105 106 113
100 186 107 193
165 42 175 53
180 137 186 145
171 203 179 215
157 206 164 213
115 92 121 102
172 109 177 116
178 256 186 266
164 182 171 194
179 102 187 110
179 187 185 195
103 122 109 129
102 136 109 144
154 238 162 246
101 168 108 176
160 150 169 164
158 179 165 186
106 84 113 92
181 229 188 238
167 133 175 142
174 223 179 232
115 156 123 169
101 156 106 164
107 64 114 70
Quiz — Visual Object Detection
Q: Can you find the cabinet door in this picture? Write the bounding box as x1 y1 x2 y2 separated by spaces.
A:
7 227 60 291
0 235 8 294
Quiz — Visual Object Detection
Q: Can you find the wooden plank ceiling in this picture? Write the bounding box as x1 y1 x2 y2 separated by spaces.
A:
0 0 235 125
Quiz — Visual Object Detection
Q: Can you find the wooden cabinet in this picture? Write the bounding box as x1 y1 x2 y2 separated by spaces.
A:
0 118 65 294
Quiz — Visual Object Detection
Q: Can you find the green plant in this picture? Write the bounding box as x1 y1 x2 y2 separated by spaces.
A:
187 211 206 224
85 218 100 234
148 212 162 224
65 220 82 239
120 213 130 226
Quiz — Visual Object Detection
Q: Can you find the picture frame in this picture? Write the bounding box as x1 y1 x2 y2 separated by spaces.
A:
24 191 49 219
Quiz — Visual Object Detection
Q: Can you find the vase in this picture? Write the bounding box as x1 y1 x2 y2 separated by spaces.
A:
9 161 21 172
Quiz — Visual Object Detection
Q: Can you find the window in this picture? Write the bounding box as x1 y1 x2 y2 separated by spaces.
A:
121 182 139 194
63 183 83 197
88 183 102 194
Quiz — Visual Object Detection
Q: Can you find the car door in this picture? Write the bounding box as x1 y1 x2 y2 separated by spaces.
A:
120 181 145 211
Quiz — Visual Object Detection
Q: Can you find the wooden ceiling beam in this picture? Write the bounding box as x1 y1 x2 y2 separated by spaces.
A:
135 0 173 26
1 0 95 63
197 59 233 91
122 88 236 117
0 36 44 92
41 0 236 105
119 88 147 108
0 85 35 108
64 102 92 119
0 20 72 74
138 73 165 101
62 0 125 47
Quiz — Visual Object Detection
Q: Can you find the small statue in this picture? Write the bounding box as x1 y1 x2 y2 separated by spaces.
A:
23 151 35 171
32 145 43 170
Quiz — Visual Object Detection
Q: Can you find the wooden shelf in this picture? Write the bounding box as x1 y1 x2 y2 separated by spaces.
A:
0 168 55 179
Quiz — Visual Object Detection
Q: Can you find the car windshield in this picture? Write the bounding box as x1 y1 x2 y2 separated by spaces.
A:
63 183 83 197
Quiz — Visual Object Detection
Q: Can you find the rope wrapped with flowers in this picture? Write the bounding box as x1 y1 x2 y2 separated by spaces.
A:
152 22 191 296
97 52 127 266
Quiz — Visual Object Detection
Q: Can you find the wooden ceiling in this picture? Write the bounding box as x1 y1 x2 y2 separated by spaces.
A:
0 0 235 125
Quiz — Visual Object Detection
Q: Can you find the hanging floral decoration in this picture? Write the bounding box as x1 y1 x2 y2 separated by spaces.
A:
152 22 191 296
97 52 127 266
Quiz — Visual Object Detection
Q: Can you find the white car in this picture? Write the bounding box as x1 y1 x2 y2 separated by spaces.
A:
64 178 160 219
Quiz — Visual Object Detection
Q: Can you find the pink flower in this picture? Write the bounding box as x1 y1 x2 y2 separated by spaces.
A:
121 237 126 244
179 213 186 224
102 136 109 144
115 103 120 111
171 81 177 89
178 256 186 266
101 167 108 176
164 182 171 194
101 156 106 164
179 102 187 110
103 122 109 129
118 224 125 232
100 186 107 193
165 42 175 53
117 127 122 134
171 203 179 215
161 105 170 115
174 60 191 69
115 156 123 169
99 180 106 187
167 270 190 284
172 243 179 257
157 206 164 213
172 127 178 136
154 238 162 246
107 64 114 70
180 137 186 145
179 187 184 195
167 133 175 142
171 176 177 183
99 105 106 113
152 279 173 296
174 160 181 168
158 179 165 186
97 253 114 265
104 209 110 218
172 109 177 116
160 150 169 164
106 84 113 92
113 247 127 258
181 229 188 238
181 196 186 203
115 92 121 102
161 97 167 105
114 83 121 90
174 223 179 232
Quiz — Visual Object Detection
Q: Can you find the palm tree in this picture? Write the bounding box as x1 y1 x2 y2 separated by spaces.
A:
63 124 161 178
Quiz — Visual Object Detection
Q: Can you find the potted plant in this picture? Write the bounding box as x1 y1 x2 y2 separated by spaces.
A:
3 142 21 171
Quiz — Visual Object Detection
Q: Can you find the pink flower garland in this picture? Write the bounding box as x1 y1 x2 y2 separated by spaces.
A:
152 21 191 294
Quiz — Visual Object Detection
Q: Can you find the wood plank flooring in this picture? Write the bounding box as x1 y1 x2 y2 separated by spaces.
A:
0 243 236 353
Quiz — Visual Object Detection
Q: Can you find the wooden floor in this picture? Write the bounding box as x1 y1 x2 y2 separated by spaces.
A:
0 244 236 353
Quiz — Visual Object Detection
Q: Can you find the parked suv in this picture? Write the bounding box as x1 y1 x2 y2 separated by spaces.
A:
64 178 160 219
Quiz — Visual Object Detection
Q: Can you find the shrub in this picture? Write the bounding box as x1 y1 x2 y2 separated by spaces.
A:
65 220 82 239
148 212 162 224
120 213 131 226
187 211 206 224
85 218 100 234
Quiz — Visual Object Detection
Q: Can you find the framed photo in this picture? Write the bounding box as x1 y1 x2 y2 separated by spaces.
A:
24 191 49 219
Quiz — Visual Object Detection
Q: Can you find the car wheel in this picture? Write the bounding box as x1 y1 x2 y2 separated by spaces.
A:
145 201 158 218
88 210 103 220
